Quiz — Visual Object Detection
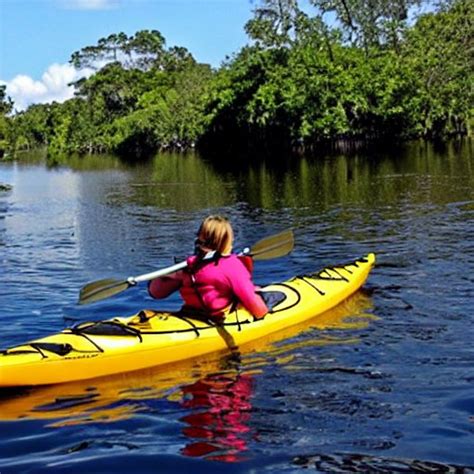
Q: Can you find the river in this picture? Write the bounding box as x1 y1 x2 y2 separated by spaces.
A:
0 141 473 473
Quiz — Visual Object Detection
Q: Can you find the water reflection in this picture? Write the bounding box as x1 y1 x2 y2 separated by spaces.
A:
4 141 473 217
180 367 253 462
38 140 473 217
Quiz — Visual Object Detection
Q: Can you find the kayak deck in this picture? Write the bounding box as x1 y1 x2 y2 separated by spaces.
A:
0 254 375 387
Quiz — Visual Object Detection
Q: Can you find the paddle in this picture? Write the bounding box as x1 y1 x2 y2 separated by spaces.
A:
78 229 294 305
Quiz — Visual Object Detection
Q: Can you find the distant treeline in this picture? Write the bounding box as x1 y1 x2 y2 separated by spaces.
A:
0 0 472 159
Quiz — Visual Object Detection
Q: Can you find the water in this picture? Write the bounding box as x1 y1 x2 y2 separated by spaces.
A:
0 141 473 473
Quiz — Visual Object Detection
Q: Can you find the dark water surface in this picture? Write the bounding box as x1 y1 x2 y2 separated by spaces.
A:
0 141 473 473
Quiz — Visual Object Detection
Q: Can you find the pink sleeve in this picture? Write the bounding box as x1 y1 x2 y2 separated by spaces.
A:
227 258 268 318
148 273 183 299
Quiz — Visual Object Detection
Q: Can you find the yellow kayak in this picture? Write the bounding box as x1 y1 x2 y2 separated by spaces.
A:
0 291 375 424
0 253 375 387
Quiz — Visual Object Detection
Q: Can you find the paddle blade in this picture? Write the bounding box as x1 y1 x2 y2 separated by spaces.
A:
250 229 294 260
79 278 132 305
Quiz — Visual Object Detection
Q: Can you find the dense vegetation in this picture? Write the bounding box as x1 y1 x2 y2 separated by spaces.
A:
1 0 472 159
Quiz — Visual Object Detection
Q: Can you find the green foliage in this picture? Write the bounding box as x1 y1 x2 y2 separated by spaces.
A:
42 31 209 156
99 62 213 156
203 0 472 150
0 85 13 115
0 86 13 157
245 0 301 47
70 30 167 71
401 0 473 137
309 0 422 52
5 6 471 159
8 104 50 152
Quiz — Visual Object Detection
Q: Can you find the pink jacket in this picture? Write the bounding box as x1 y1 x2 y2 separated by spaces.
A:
148 254 268 319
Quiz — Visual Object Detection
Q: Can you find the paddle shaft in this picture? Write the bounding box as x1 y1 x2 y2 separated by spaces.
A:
128 245 266 284
79 229 293 304
131 260 188 284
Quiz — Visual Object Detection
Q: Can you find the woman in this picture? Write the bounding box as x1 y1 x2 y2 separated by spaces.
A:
148 215 268 320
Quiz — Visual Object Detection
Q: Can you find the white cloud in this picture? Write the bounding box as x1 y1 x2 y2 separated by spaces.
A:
1 63 93 112
59 0 120 10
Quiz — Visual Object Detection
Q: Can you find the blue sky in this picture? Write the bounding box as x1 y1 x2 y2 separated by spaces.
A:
0 0 255 110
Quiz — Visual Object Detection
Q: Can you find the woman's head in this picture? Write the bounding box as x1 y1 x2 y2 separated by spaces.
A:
196 215 234 255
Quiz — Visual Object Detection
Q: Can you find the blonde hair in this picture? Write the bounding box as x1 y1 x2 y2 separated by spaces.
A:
197 215 234 255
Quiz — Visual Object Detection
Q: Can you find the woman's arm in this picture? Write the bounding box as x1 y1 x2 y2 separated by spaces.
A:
228 258 268 318
148 273 183 299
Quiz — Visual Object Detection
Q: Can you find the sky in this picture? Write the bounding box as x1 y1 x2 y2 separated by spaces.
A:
0 0 255 111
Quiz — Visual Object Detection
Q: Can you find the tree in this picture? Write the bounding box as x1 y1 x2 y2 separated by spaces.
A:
245 0 302 47
70 29 189 73
106 62 213 155
0 85 13 115
309 0 422 53
0 86 14 156
73 62 143 122
8 103 53 152
401 0 473 137
70 32 128 70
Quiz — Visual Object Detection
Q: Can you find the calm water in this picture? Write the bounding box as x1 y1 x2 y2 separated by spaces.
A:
0 141 473 473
